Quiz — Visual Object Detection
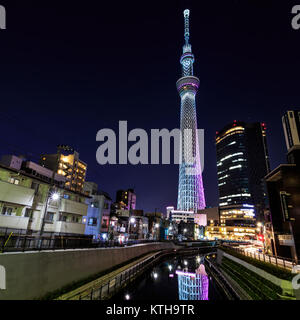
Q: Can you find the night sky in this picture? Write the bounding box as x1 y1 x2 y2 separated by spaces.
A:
0 0 299 213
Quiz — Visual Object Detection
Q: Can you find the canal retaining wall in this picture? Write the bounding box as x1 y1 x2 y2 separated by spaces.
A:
0 242 175 300
217 249 299 298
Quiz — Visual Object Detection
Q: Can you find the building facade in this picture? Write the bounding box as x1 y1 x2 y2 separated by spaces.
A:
264 147 300 262
170 209 194 224
116 189 136 210
216 121 270 239
82 182 112 241
176 9 206 213
40 149 87 193
0 156 88 237
282 110 300 150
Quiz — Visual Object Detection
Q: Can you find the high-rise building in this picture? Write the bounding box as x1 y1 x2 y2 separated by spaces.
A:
176 9 206 213
40 149 87 193
282 110 300 151
264 133 300 262
216 121 270 239
116 189 136 210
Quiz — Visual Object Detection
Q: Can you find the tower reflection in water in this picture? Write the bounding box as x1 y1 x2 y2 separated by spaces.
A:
175 257 209 300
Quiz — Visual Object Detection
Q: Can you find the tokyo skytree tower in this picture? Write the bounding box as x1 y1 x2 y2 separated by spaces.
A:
176 9 206 212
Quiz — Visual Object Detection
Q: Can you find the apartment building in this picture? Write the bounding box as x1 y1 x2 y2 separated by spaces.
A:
0 155 88 236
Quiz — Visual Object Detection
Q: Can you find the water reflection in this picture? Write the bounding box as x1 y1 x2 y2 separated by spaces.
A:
113 253 224 301
175 256 209 300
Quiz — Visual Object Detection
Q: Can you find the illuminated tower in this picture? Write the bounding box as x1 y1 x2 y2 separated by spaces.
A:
177 9 206 212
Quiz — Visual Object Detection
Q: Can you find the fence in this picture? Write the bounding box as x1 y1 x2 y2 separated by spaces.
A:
76 247 219 300
0 229 159 253
77 250 169 300
223 245 297 271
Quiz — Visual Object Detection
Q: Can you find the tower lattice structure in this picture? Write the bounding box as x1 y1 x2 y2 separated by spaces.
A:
176 9 206 212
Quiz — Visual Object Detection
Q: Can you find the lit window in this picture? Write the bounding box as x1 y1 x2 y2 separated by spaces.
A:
9 177 20 185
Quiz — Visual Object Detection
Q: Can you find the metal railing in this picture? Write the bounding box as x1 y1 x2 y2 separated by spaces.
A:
0 229 160 253
77 250 169 300
222 245 298 271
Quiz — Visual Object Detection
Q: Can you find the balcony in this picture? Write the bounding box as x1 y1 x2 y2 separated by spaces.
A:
0 215 29 230
54 221 85 235
0 180 35 206
59 198 88 216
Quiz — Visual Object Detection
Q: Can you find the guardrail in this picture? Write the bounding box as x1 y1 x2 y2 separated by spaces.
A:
0 231 160 253
222 245 297 271
77 250 172 300
59 247 220 300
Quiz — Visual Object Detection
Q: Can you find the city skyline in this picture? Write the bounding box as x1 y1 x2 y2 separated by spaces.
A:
0 1 299 212
0 0 300 303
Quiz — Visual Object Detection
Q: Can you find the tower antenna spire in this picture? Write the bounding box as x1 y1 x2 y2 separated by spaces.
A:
184 9 190 45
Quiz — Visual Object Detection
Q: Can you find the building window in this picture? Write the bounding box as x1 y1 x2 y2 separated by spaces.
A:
60 215 67 222
31 182 40 195
1 207 13 215
45 212 54 222
9 177 20 185
63 194 70 199
88 218 97 226
72 215 80 223
24 208 33 219
102 219 108 228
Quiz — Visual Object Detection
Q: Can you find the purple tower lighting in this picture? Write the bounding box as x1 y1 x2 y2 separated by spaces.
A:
176 9 206 212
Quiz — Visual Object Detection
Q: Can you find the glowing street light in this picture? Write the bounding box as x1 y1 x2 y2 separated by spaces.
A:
168 265 172 271
153 272 158 279
155 223 159 228
130 217 136 224
184 260 188 266
51 192 60 201
125 294 130 300
257 222 263 228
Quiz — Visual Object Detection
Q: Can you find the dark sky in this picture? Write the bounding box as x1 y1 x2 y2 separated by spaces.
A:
0 0 299 212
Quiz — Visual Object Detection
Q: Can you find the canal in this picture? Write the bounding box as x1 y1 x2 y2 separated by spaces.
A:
112 252 228 301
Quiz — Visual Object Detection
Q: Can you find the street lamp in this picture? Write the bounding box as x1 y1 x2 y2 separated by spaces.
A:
39 189 61 237
51 192 60 201
127 217 136 240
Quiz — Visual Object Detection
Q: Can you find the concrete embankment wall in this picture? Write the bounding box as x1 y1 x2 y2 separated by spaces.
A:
0 242 175 300
217 249 300 298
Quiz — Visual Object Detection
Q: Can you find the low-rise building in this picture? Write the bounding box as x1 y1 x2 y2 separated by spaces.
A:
0 155 88 237
82 182 112 241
